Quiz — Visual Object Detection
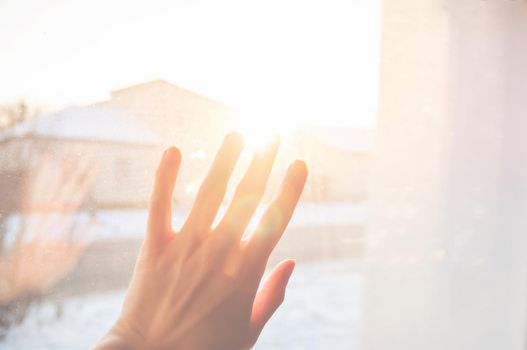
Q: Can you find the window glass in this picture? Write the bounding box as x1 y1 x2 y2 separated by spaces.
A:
2 1 526 350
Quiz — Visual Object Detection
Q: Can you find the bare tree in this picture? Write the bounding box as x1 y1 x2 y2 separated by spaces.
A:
0 151 95 335
0 100 41 130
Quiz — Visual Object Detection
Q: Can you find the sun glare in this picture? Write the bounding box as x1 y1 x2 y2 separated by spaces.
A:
233 109 298 152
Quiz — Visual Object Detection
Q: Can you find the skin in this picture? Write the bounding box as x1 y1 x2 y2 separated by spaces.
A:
94 132 308 350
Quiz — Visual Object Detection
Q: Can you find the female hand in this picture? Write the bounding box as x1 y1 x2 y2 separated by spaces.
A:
95 132 308 350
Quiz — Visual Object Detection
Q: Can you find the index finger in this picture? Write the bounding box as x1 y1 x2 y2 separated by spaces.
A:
148 147 182 244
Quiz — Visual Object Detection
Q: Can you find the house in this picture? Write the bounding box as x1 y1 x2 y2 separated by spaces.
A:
0 105 161 210
96 80 373 204
97 80 236 204
97 79 234 149
0 80 373 213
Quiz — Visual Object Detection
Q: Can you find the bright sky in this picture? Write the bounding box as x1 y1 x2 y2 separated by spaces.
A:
0 0 382 128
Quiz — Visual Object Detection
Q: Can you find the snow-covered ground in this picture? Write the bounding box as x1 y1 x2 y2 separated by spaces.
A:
2 202 365 348
2 259 363 350
89 202 368 241
3 202 367 245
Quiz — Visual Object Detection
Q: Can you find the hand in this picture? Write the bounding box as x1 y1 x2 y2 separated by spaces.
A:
95 133 308 350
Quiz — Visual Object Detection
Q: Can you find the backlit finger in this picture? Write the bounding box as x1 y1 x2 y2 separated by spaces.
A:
215 135 280 243
148 147 181 244
180 132 244 237
245 160 307 261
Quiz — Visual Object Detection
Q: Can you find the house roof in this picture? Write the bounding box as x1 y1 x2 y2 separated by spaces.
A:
0 106 160 146
110 79 230 110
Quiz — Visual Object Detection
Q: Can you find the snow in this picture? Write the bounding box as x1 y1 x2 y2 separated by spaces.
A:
0 106 160 146
0 203 368 350
2 202 367 243
89 202 367 241
0 203 366 348
2 259 363 350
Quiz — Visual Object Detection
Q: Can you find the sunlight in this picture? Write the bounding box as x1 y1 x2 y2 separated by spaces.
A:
0 0 381 130
233 108 296 152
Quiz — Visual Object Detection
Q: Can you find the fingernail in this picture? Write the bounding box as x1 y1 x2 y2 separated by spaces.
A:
284 260 296 287
288 259 296 277
287 160 308 186
225 131 244 148
270 134 281 147
166 146 181 160
261 134 281 155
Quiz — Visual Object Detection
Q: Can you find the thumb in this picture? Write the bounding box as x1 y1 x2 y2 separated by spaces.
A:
249 259 296 342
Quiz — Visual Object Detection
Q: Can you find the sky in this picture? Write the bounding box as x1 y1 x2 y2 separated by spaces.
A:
0 0 382 128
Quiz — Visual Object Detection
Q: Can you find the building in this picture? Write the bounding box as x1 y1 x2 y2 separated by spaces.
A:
97 80 373 204
0 105 161 210
0 79 374 213
97 79 234 153
97 80 237 204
